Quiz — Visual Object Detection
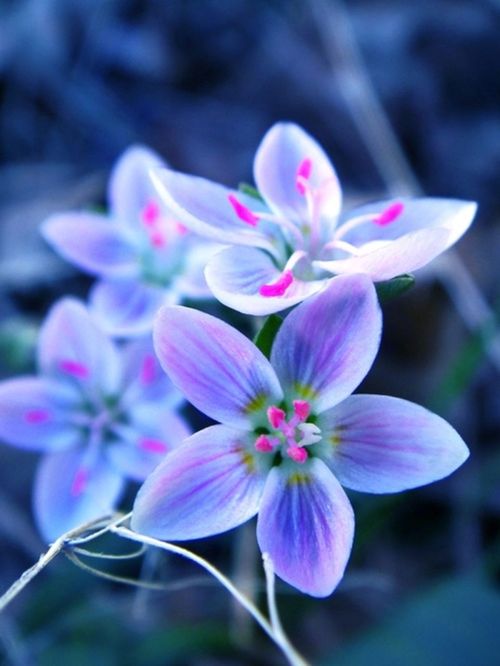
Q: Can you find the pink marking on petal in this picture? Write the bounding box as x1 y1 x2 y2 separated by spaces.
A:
227 194 259 227
267 406 286 429
293 400 310 421
259 270 294 298
71 467 89 496
255 435 274 453
296 158 313 195
140 437 168 454
140 354 156 385
287 446 308 464
59 359 89 379
141 200 161 227
374 202 405 226
24 409 50 424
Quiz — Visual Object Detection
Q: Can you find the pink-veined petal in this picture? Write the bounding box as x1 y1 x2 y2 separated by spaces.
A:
42 212 138 277
254 122 342 223
0 377 80 451
257 459 354 597
34 448 124 542
131 425 267 540
205 245 326 315
271 274 381 413
319 395 469 493
153 305 283 428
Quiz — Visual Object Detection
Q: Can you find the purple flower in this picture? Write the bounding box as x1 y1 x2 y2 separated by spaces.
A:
131 274 468 596
42 146 217 336
150 122 477 315
0 298 190 541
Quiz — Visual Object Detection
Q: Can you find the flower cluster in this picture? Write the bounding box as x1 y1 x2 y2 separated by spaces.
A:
0 122 476 597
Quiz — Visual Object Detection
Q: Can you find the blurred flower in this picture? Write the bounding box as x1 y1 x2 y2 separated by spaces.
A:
151 122 477 315
0 298 189 541
42 145 217 337
131 274 468 596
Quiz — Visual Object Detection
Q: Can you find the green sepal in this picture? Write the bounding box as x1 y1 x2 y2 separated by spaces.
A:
238 182 264 202
253 315 283 359
376 274 415 303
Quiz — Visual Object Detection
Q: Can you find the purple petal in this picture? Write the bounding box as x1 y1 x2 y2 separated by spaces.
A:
153 305 283 428
150 169 275 251
89 278 174 337
257 459 354 597
315 228 451 281
254 122 341 223
320 395 469 493
271 274 381 413
205 246 326 315
42 212 138 277
131 425 267 539
0 377 80 451
38 298 122 395
34 448 124 542
107 412 191 482
108 144 166 226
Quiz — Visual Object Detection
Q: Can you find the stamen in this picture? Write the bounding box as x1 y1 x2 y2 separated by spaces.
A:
59 359 89 379
149 229 167 248
296 158 312 195
287 446 308 464
140 437 168 454
141 200 161 227
259 270 294 298
267 406 286 429
255 435 275 453
24 409 50 424
293 400 310 421
71 467 89 496
227 194 259 227
140 354 156 385
374 202 404 226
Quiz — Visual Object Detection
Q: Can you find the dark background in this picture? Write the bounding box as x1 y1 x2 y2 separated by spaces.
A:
0 1 500 664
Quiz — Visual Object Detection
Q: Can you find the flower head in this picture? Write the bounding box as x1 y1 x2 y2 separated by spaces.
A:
131 275 468 596
42 146 217 336
0 298 190 541
150 122 477 315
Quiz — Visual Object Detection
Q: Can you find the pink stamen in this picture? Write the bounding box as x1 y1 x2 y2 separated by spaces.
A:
375 202 404 226
149 229 166 248
287 446 308 464
140 437 168 454
25 409 50 424
59 359 89 379
255 435 274 453
259 270 294 298
141 200 161 227
176 222 188 235
296 158 313 195
293 400 310 421
227 194 259 227
267 406 286 429
71 467 89 496
140 354 156 385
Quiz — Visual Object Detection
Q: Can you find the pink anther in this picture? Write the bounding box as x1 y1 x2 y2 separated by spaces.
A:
287 446 308 464
24 409 50 424
259 270 294 298
227 194 259 227
293 400 310 421
296 158 313 195
267 406 286 429
149 229 167 248
71 467 89 496
59 359 89 379
375 202 404 226
255 435 274 453
140 437 168 454
141 200 161 227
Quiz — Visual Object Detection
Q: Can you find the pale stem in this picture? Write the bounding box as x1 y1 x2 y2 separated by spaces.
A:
333 213 375 240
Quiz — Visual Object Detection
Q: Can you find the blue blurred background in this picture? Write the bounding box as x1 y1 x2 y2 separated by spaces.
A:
1 1 500 664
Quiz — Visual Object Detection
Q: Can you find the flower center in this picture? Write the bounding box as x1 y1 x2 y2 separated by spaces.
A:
254 399 321 464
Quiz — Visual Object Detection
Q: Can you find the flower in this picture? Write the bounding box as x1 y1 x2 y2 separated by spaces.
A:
131 274 468 596
42 145 218 336
150 122 477 315
0 298 190 541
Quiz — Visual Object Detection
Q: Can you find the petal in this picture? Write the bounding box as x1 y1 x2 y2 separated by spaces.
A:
33 448 124 542
38 298 122 395
108 144 166 226
173 240 224 300
89 278 174 338
254 122 342 223
150 169 275 251
42 212 138 277
205 246 326 315
153 305 283 428
131 425 267 540
0 377 80 451
271 274 382 413
257 459 354 597
107 412 191 482
315 227 451 282
319 395 470 493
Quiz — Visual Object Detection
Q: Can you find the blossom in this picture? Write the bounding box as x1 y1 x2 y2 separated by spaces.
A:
0 298 189 541
42 145 217 336
131 274 468 596
150 122 477 315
